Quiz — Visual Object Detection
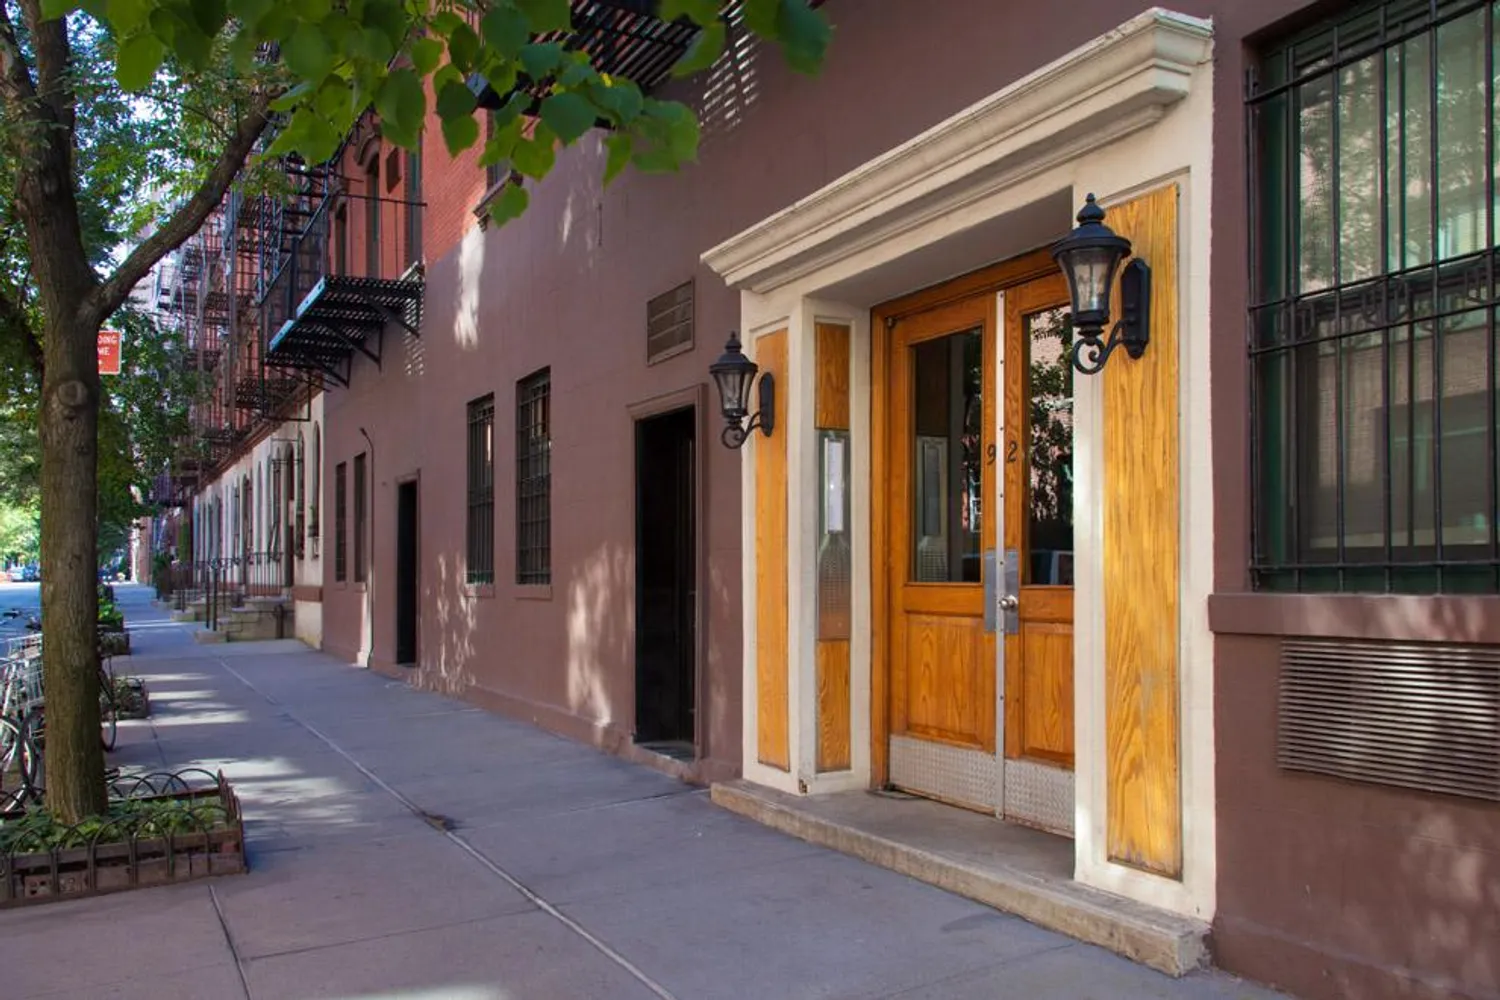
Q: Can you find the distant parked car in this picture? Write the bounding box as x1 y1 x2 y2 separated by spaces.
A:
19 565 39 582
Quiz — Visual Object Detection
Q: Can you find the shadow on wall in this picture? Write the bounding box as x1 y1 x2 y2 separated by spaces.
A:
564 543 632 729
422 551 480 700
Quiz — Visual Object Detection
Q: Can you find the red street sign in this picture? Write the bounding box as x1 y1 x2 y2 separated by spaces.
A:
98 329 122 375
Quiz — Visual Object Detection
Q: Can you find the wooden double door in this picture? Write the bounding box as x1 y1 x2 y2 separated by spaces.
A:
881 265 1076 819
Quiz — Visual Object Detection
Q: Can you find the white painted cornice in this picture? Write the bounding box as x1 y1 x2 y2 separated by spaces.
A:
701 8 1213 294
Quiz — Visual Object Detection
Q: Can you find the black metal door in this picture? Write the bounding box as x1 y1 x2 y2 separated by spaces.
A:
634 408 696 747
395 480 418 665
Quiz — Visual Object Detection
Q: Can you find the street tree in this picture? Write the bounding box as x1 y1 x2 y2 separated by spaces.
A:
0 0 830 823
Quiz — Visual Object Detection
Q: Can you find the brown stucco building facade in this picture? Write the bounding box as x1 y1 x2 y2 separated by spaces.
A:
153 3 1499 998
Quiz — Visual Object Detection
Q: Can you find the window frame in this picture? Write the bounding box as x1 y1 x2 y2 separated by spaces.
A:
353 452 367 584
516 368 552 586
1246 0 1500 594
334 461 348 582
467 394 496 586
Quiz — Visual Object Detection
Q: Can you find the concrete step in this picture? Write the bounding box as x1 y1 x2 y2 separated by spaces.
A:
192 628 227 644
711 779 1209 977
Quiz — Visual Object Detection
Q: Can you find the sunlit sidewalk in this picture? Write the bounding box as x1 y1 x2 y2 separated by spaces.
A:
0 585 1285 1000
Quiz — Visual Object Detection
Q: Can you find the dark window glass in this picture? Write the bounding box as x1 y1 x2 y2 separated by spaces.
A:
353 453 367 583
1024 305 1075 585
406 143 423 267
467 395 495 585
910 329 983 583
1249 0 1500 592
334 461 347 582
517 369 551 585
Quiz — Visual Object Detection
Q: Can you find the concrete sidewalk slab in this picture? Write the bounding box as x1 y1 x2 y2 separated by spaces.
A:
0 886 233 998
213 829 535 960
456 789 827 906
240 910 661 1000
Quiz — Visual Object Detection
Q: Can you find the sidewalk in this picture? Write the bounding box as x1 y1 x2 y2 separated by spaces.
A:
0 585 1286 1000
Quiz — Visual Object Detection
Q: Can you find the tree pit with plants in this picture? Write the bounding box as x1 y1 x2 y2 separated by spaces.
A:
0 770 245 906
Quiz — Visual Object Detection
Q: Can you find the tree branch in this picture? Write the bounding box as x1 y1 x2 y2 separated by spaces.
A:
0 282 43 377
88 92 275 326
17 0 72 132
0 0 39 113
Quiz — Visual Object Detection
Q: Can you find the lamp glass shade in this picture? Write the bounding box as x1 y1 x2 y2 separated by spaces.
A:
709 335 757 421
1058 243 1126 327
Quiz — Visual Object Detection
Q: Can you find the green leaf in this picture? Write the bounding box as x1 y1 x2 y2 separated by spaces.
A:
170 23 214 69
510 121 556 178
226 0 272 27
106 0 150 33
480 6 529 59
478 113 524 165
40 0 75 18
314 75 352 120
519 42 563 81
430 11 464 37
189 0 230 36
448 22 480 72
539 91 594 144
515 0 570 32
115 33 165 92
410 35 443 75
486 182 529 226
672 18 724 76
440 112 480 155
268 78 316 112
228 26 258 72
435 78 475 119
603 131 632 185
742 0 777 38
775 0 831 75
284 28 335 81
591 77 642 123
376 69 426 143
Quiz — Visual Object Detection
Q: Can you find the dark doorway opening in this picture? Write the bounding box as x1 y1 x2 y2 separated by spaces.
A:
634 407 697 756
395 479 418 666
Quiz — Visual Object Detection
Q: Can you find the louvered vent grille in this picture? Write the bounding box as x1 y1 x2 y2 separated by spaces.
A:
647 280 694 364
1278 639 1500 802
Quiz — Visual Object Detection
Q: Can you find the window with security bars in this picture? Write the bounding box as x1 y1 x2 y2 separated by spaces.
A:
467 395 495 585
1248 0 1500 593
334 461 347 582
516 369 551 585
353 453 367 583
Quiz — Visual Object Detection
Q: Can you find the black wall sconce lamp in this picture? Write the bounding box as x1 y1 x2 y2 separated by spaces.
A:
1051 194 1151 375
709 332 775 449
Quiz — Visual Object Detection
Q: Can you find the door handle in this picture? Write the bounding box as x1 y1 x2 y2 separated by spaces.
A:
998 594 1018 612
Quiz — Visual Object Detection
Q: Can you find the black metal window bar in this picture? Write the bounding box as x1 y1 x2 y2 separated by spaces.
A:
334 461 348 582
1248 0 1500 593
467 395 496 585
353 452 367 584
517 369 552 586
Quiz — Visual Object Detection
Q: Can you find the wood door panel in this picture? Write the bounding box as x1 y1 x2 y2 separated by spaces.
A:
1019 620 1074 764
1002 272 1077 771
904 612 988 747
755 329 790 771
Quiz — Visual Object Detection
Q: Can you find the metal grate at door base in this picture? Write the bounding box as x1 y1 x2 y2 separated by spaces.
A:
1003 758 1074 836
889 736 998 812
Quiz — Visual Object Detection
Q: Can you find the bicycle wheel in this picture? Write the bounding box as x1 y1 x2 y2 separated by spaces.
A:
98 664 118 752
21 713 43 803
0 715 29 812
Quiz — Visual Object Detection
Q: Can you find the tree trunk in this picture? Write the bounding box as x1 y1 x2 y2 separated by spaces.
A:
39 313 105 824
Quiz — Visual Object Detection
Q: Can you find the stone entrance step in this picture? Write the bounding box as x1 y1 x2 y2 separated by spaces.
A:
711 779 1208 977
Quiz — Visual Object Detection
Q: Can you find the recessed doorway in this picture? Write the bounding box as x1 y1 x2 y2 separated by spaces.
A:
634 407 697 759
395 479 418 666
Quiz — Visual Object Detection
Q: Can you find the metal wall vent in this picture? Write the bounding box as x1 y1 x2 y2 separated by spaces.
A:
647 280 694 365
1278 638 1500 802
